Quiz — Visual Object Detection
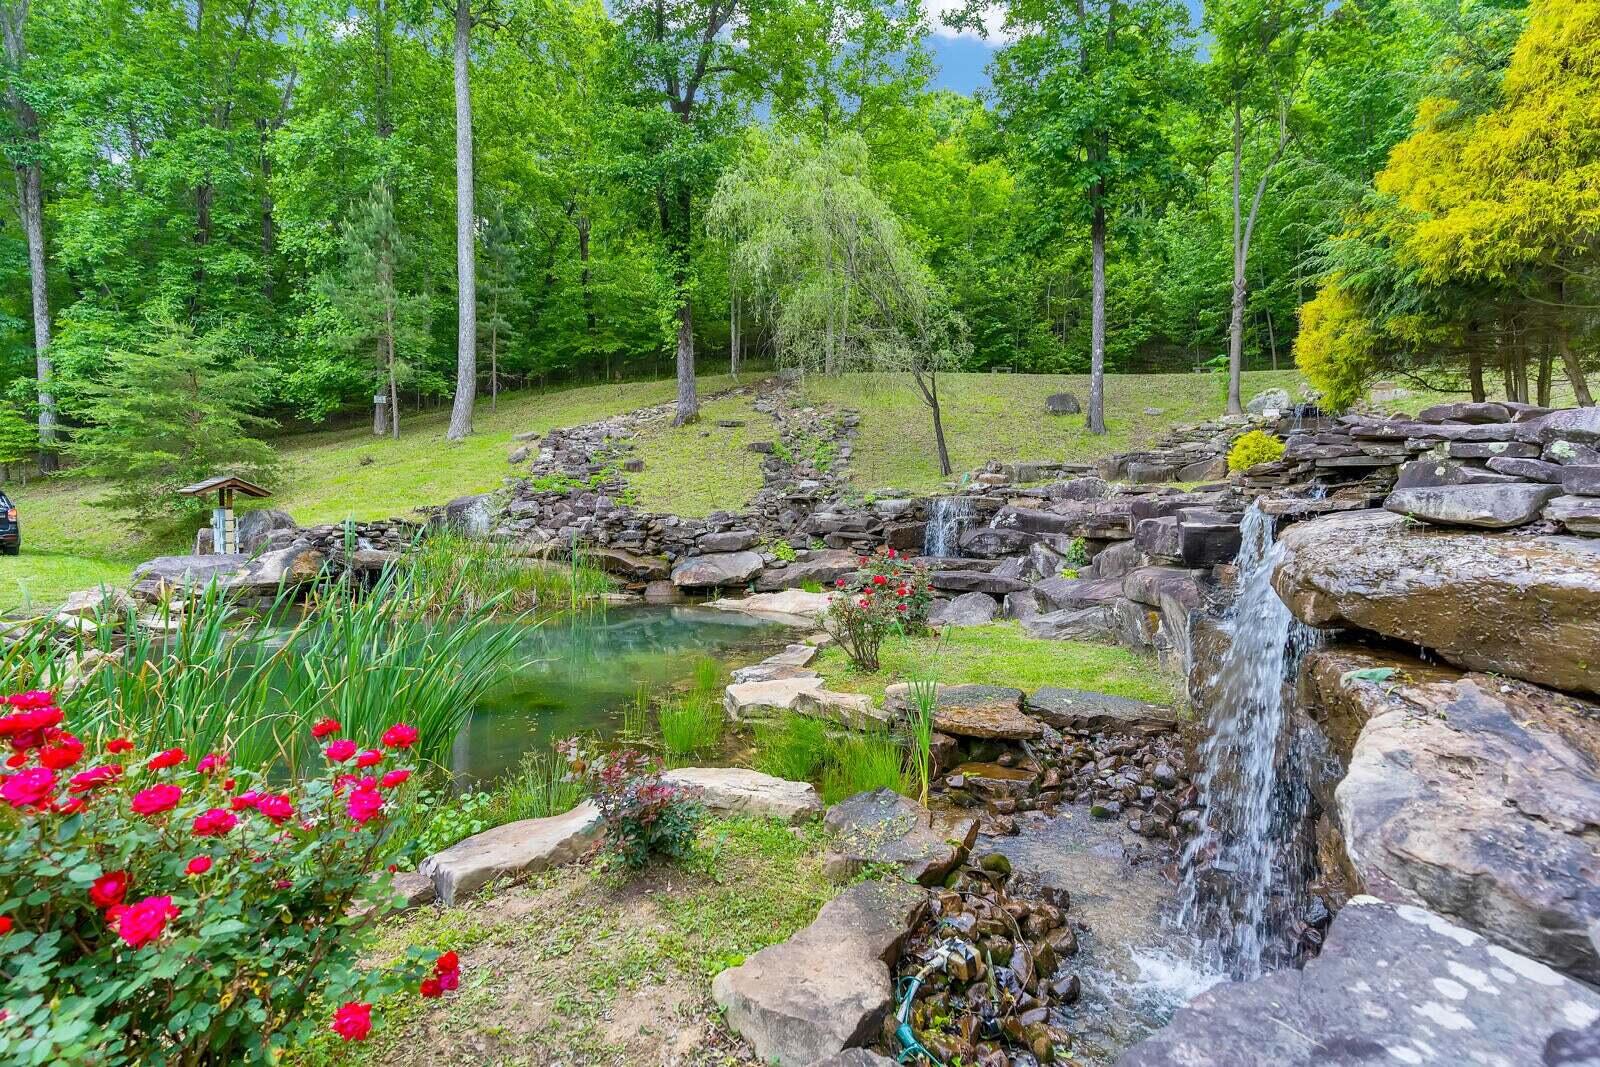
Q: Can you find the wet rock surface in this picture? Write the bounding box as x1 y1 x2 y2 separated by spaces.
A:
1116 896 1600 1067
1025 688 1176 736
824 789 980 886
1273 509 1600 696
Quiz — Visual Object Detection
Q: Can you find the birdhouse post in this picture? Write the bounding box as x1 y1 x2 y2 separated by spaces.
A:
177 476 273 554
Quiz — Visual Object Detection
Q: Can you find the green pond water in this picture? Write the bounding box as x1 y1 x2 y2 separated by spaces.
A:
447 604 793 785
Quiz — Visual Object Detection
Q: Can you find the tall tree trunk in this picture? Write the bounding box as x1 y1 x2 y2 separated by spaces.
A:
1467 344 1485 402
1558 283 1594 406
1537 343 1553 407
1227 104 1247 416
914 368 952 477
729 289 740 377
489 290 498 411
1 2 56 470
669 187 697 426
1087 187 1106 435
445 0 476 441
578 212 598 376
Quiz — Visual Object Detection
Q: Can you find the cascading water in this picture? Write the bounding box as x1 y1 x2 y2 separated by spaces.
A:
1176 502 1322 979
923 496 973 557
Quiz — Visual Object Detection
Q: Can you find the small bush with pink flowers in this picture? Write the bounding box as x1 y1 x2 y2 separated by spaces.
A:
823 548 932 671
555 739 702 870
0 692 458 1064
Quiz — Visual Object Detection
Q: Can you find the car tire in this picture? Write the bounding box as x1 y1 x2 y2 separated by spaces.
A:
1 542 18 556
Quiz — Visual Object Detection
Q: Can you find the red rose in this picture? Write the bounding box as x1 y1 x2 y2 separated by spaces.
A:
886 548 898 559
185 856 213 876
420 976 443 998
347 787 384 825
896 586 909 597
0 915 11 935
105 737 134 754
195 752 226 774
896 603 908 613
379 768 411 789
439 968 459 992
311 717 341 739
355 748 383 768
6 691 54 709
323 739 357 762
2 767 56 809
54 796 84 814
257 794 295 823
69 764 123 793
4 753 25 769
230 789 262 811
435 950 459 975
117 894 178 948
131 784 182 815
380 723 418 749
90 870 129 909
223 776 236 790
192 808 238 837
871 574 888 586
858 598 870 608
146 747 186 771
38 733 84 770
334 773 359 794
330 1001 373 1042
834 578 847 588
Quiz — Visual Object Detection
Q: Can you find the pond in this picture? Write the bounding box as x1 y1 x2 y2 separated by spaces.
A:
446 603 794 785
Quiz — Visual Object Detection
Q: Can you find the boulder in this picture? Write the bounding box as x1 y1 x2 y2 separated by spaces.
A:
1446 440 1541 459
1045 392 1081 416
1034 575 1123 613
824 789 979 885
927 592 998 627
1547 494 1600 535
1025 687 1176 734
1330 665 1600 980
131 547 327 601
1116 897 1600 1067
1562 464 1600 496
587 547 670 581
754 551 862 592
794 688 893 731
435 493 494 537
1486 455 1565 482
1272 510 1600 696
660 767 822 824
1383 482 1561 528
724 677 827 720
927 684 1040 740
418 801 603 906
1245 387 1289 415
708 589 834 624
236 508 297 553
928 569 1031 596
58 587 134 618
1524 406 1600 444
1133 516 1180 559
1020 605 1119 641
1002 589 1040 620
698 529 760 553
1393 457 1520 489
1417 400 1513 424
671 550 766 588
711 879 927 1066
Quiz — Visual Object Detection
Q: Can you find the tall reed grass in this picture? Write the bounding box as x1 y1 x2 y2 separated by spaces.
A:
400 533 614 618
751 714 910 804
658 694 724 757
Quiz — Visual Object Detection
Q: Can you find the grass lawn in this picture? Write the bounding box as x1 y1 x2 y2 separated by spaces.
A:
627 393 773 517
293 817 836 1066
814 622 1181 707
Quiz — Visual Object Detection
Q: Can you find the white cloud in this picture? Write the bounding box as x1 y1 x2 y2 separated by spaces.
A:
922 0 1010 43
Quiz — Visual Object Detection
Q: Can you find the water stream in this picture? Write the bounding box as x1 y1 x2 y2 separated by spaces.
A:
923 495 973 557
1176 502 1321 979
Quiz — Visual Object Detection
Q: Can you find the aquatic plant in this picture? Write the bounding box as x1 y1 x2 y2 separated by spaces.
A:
659 694 724 757
401 532 614 617
905 678 939 806
751 714 831 783
488 748 585 823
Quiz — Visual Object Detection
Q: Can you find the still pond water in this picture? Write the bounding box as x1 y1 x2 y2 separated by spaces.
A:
446 604 792 785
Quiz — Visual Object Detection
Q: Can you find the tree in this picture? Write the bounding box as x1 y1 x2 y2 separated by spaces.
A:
1206 0 1328 414
0 0 56 470
477 197 522 407
958 0 1194 433
710 131 969 474
319 182 431 438
445 0 479 440
68 318 278 520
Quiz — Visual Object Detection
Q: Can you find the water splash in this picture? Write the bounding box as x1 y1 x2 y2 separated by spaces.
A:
923 496 973 557
1177 501 1321 979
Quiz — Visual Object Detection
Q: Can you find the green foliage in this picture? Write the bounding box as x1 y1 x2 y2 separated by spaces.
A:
67 318 278 520
1227 429 1287 472
820 547 932 671
658 694 724 757
905 677 938 806
402 790 498 869
1063 538 1092 568
486 750 586 825
402 533 614 617
751 715 832 783
750 716 910 804
556 741 703 869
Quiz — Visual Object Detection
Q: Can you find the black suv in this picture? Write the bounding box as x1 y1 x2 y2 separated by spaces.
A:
0 491 17 555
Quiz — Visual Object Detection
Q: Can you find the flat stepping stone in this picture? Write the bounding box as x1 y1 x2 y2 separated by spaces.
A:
884 682 1042 740
712 879 927 1066
419 801 603 906
1027 687 1176 735
823 788 978 886
661 767 822 824
1383 482 1561 528
724 676 826 720
1118 897 1600 1066
707 589 835 624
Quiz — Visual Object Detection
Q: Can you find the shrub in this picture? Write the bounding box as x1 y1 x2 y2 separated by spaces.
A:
0 692 455 1063
1227 429 1287 473
555 739 702 869
822 548 932 671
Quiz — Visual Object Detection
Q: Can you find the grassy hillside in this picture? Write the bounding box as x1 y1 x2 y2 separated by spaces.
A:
2 369 1303 611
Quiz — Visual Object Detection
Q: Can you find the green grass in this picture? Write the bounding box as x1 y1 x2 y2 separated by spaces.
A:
657 694 724 757
815 622 1181 706
750 716 910 804
1 551 128 614
627 393 772 517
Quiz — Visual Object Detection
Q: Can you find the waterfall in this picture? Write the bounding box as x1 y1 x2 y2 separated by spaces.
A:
1176 502 1321 979
923 496 973 557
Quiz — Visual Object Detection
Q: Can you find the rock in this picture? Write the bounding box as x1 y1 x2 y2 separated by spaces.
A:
1446 440 1541 459
58 587 134 618
951 762 1037 801
1383 482 1561 528
1331 666 1600 980
587 547 670 581
724 677 827 720
1393 457 1520 489
1487 455 1565 482
131 547 327 601
1020 606 1118 641
927 685 1040 740
671 550 766 588
1045 392 1082 416
419 802 603 906
699 528 760 553
1003 590 1040 620
928 570 1031 596
1562 465 1600 496
661 767 822 824
1177 455 1228 482
1417 400 1512 424
1133 516 1180 559
708 589 834 624
1547 494 1600 535
236 508 297 553
389 871 437 911
1026 687 1176 734
643 579 685 603
824 789 979 886
1034 575 1123 612
507 445 530 464
1115 897 1600 1067
928 592 998 626
794 688 892 730
1524 406 1600 444
435 493 495 537
754 550 862 592
1245 388 1289 415
711 879 927 1066
1273 509 1600 696
809 1051 899 1067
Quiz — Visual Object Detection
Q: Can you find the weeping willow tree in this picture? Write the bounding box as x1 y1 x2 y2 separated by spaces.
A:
708 130 969 475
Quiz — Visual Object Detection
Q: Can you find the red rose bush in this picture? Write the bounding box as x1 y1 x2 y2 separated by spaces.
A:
822 547 932 671
0 694 457 1064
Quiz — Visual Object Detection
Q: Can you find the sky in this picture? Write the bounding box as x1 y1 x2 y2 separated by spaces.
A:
927 0 1206 95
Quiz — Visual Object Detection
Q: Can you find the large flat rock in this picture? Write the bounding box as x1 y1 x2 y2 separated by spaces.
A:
724 676 827 720
927 684 1041 740
708 589 834 624
132 547 327 601
1272 509 1600 696
1117 897 1600 1067
661 767 822 824
1328 662 1600 981
419 801 603 906
671 550 765 588
712 879 927 1066
1026 686 1176 735
824 788 978 886
1383 482 1561 528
